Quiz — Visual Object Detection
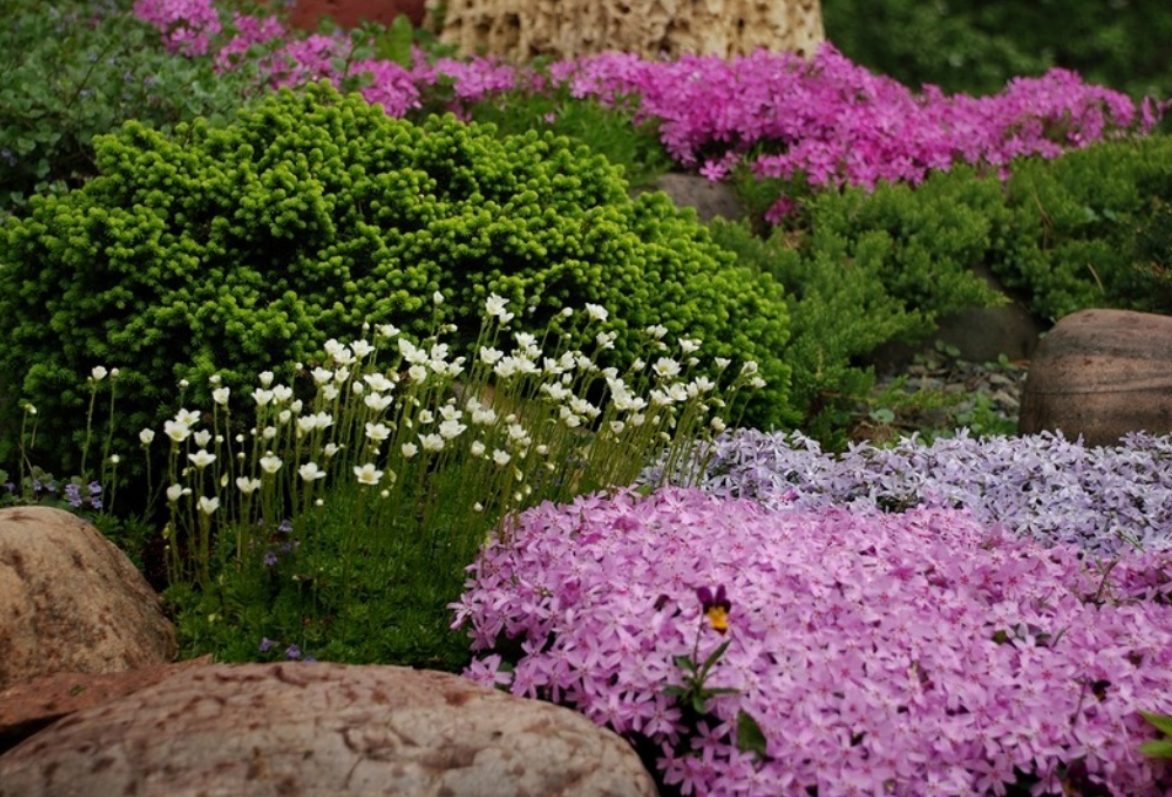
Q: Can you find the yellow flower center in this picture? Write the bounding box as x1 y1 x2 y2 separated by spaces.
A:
706 605 729 633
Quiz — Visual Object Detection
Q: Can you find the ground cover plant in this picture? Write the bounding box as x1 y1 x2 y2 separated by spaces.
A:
669 428 1172 556
456 485 1172 796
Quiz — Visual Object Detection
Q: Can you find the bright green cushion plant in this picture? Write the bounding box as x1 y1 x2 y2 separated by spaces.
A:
0 81 793 493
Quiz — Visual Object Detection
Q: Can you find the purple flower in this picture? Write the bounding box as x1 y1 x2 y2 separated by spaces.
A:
456 485 1172 796
696 584 731 634
263 551 278 567
258 637 274 652
285 644 301 660
64 483 83 508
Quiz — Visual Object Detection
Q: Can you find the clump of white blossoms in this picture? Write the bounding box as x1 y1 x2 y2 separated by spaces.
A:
152 291 765 589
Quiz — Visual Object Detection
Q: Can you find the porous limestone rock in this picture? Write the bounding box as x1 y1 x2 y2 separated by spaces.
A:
1019 308 1172 446
0 506 176 692
429 0 825 62
0 662 659 797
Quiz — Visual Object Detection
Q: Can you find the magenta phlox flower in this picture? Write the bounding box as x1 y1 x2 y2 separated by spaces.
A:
350 58 422 118
214 12 286 71
457 485 1172 796
133 0 223 56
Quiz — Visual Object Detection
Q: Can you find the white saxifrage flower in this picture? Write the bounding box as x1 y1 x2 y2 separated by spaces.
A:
198 496 220 515
354 463 383 485
259 454 282 474
165 420 191 443
365 422 391 443
236 476 261 494
298 462 327 482
584 303 609 322
188 449 216 469
166 484 190 503
252 388 275 407
438 419 467 439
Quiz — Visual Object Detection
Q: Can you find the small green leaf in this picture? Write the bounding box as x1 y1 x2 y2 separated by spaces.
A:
375 15 415 68
699 640 731 673
673 655 698 673
699 687 739 699
1140 710 1172 737
1139 740 1172 758
736 709 768 758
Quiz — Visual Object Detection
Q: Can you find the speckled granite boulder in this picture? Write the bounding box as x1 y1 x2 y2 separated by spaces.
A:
0 506 176 692
0 662 659 797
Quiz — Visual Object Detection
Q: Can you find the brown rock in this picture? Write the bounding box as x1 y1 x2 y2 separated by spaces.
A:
0 506 177 692
0 656 214 754
0 662 659 797
282 0 428 32
430 0 825 63
1018 308 1172 446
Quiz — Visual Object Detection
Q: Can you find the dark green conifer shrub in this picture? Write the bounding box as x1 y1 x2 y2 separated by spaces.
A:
999 136 1172 319
710 169 1008 442
0 82 792 481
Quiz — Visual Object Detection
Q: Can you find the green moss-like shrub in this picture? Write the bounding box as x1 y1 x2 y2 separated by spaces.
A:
0 81 792 481
1000 135 1172 319
712 134 1172 445
711 167 1010 440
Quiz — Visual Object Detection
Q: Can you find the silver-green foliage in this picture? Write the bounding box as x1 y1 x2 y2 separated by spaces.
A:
0 82 792 477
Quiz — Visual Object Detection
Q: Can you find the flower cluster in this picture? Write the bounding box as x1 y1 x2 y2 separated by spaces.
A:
152 293 755 650
673 429 1172 556
129 0 1162 223
63 480 104 511
455 486 1172 797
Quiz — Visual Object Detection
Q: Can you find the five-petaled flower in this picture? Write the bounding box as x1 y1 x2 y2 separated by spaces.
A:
697 585 731 634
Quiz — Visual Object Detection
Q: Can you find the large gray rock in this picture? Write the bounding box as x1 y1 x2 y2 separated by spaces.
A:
869 262 1046 372
0 662 659 797
0 506 176 692
641 173 747 225
1019 308 1172 446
